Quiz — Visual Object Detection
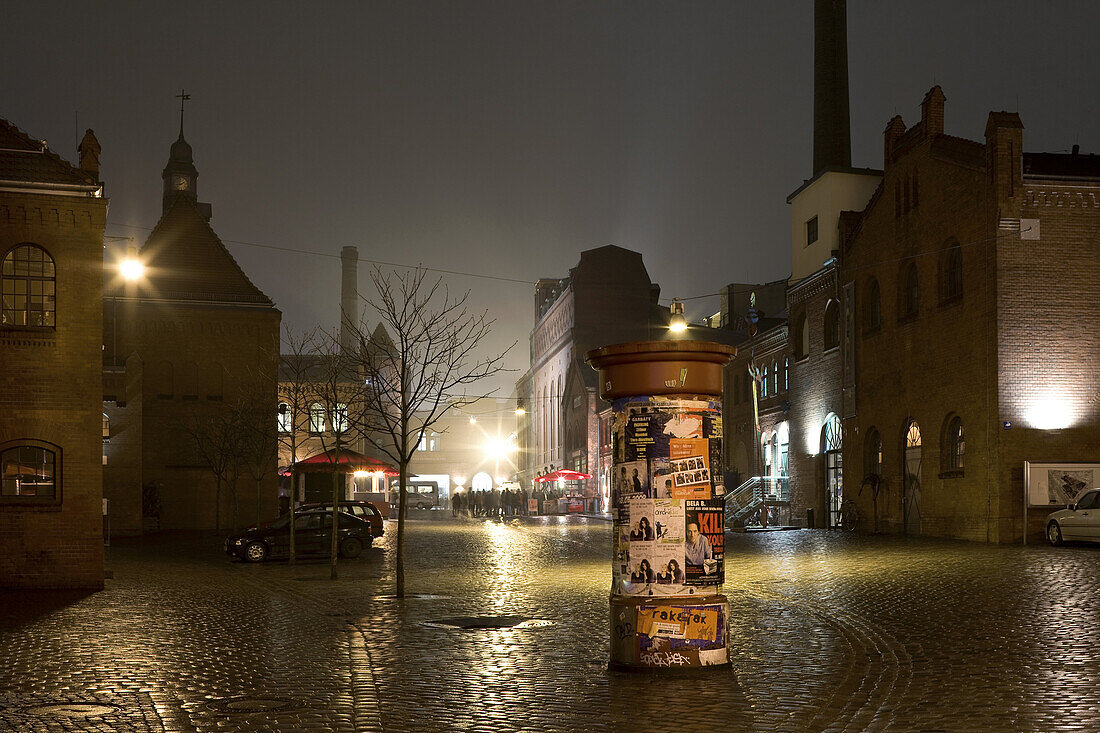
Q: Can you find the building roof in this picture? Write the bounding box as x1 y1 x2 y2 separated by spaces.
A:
1024 150 1100 180
133 196 274 305
0 117 100 190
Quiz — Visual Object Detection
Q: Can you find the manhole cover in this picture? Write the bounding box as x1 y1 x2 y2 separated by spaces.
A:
422 616 553 630
206 696 300 714
22 702 121 717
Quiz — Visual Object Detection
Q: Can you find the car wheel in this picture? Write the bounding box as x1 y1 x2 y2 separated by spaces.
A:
244 541 268 562
339 537 363 559
1047 521 1064 546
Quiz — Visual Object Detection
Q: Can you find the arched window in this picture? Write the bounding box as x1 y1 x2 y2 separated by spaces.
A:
153 360 174 399
472 472 493 490
777 422 790 476
772 360 779 394
822 414 843 527
823 299 840 350
207 362 224 401
181 360 199 400
761 432 774 476
940 242 962 303
277 402 291 433
865 428 883 477
2 244 56 328
761 364 769 397
102 413 111 442
1 440 60 505
943 414 965 472
782 357 789 392
865 278 882 331
900 262 919 319
309 403 326 434
795 312 809 360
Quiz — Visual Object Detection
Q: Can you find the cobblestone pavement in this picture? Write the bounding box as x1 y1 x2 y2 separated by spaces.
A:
3 516 1100 732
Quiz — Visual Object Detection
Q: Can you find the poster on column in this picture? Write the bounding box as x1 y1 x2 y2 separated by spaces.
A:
669 438 712 500
683 499 724 586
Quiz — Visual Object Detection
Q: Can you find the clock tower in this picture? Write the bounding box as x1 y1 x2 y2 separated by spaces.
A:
161 91 199 214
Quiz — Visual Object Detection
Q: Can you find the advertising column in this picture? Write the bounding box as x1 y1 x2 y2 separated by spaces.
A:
586 340 735 671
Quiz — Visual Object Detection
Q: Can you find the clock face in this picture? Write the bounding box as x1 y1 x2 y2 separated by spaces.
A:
173 174 190 191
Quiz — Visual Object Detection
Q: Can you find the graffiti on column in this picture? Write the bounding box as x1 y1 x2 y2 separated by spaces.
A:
611 396 724 597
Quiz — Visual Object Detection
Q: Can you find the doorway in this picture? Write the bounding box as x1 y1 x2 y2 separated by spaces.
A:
823 414 843 527
903 420 922 535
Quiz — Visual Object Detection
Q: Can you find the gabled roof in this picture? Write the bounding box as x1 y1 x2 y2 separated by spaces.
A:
134 196 274 306
0 117 100 189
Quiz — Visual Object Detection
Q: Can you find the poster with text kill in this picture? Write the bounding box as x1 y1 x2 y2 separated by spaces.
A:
683 500 725 586
669 438 712 499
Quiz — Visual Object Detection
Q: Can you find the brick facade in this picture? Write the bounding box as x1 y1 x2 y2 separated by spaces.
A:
0 120 107 587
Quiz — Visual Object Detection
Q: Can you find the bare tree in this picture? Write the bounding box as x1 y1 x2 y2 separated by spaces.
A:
179 405 248 532
352 266 512 597
307 326 367 580
235 388 279 529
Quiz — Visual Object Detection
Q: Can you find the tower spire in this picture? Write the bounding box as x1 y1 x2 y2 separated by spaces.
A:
175 89 191 138
813 0 852 175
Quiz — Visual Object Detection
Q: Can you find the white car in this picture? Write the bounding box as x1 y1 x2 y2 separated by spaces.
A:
1047 489 1100 545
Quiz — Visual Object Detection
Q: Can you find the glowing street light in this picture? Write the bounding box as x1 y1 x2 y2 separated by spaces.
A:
668 299 687 333
514 407 526 416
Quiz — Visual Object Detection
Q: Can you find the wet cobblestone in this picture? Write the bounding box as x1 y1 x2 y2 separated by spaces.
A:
2 517 1100 731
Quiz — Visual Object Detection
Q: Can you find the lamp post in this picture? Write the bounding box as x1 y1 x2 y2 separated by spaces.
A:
587 339 735 671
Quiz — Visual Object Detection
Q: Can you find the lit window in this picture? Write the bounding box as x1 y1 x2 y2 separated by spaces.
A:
944 415 964 472
762 364 769 397
1 441 59 505
782 357 789 392
1 244 56 328
277 402 291 433
772 360 779 394
102 413 111 442
332 403 349 433
309 403 326 434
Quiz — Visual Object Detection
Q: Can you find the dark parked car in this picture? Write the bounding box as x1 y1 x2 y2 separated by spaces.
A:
225 508 378 562
297 500 385 538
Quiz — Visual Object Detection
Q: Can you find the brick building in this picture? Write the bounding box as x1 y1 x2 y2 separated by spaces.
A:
842 90 1100 542
517 245 667 505
103 120 281 534
1 119 107 587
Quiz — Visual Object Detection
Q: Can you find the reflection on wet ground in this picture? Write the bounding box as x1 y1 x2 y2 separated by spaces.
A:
2 517 1100 731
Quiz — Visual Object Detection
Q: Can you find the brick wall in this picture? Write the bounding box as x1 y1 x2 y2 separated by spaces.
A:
0 192 107 588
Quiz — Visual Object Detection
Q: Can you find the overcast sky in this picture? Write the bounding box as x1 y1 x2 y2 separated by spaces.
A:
5 1 1097 393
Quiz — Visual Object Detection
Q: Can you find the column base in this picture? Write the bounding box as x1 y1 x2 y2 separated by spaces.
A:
609 593 729 671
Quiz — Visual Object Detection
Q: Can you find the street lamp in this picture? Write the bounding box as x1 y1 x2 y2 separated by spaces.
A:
514 407 526 416
668 299 687 333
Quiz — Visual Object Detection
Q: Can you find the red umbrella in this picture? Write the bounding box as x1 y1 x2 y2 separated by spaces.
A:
534 469 592 483
292 448 401 476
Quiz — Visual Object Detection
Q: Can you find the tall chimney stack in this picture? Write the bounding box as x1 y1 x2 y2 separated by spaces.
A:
339 246 359 356
813 0 852 175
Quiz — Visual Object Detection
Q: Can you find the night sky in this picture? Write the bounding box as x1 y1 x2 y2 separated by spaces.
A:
5 2 1097 393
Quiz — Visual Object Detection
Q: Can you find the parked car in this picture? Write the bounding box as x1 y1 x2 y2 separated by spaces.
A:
298 500 385 539
1046 489 1100 545
225 507 378 562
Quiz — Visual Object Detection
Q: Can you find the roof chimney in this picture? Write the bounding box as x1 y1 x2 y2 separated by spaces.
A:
813 0 852 175
340 246 359 356
920 86 946 138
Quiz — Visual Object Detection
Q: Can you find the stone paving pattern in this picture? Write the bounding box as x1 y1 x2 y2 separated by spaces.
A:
2 516 1099 731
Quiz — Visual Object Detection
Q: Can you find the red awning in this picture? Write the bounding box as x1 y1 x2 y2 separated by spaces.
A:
292 449 401 476
534 469 592 483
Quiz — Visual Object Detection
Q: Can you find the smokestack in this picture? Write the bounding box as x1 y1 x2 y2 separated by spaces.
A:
813 0 852 175
340 246 358 356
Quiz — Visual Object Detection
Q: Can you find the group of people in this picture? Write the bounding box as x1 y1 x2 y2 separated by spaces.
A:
630 558 685 585
452 488 531 518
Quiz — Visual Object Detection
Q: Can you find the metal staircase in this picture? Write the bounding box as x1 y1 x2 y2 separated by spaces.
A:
724 476 790 527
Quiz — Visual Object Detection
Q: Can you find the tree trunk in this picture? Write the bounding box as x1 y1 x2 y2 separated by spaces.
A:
215 480 222 534
396 465 408 598
330 465 341 581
